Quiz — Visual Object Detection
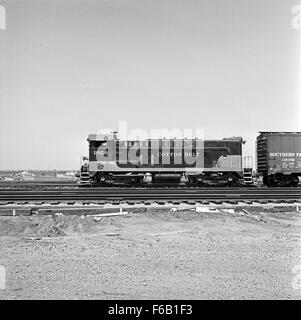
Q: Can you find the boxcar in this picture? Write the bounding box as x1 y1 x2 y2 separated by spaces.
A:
256 132 301 186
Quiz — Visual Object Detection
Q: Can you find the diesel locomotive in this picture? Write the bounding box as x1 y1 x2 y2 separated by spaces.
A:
79 132 252 186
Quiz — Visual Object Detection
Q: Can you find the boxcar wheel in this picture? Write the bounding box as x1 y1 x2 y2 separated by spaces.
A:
266 176 277 187
290 177 299 187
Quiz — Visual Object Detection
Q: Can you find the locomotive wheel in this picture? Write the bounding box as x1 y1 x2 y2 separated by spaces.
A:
188 176 198 185
132 177 143 185
129 177 139 186
226 175 237 185
96 174 107 185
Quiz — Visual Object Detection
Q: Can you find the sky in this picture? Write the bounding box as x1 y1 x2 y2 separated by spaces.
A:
0 0 300 170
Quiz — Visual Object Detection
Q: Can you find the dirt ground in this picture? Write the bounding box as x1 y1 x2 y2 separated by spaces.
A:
0 207 301 300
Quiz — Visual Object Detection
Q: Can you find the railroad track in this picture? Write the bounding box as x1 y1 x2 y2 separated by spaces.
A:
0 181 300 191
0 187 300 202
0 181 77 190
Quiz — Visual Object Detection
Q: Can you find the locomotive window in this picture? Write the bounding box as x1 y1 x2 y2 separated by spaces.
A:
225 142 240 155
91 141 107 149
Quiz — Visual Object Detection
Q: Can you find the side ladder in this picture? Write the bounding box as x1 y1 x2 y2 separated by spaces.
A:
243 168 253 184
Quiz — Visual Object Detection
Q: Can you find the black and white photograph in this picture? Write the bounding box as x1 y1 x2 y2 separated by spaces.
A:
0 0 301 304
